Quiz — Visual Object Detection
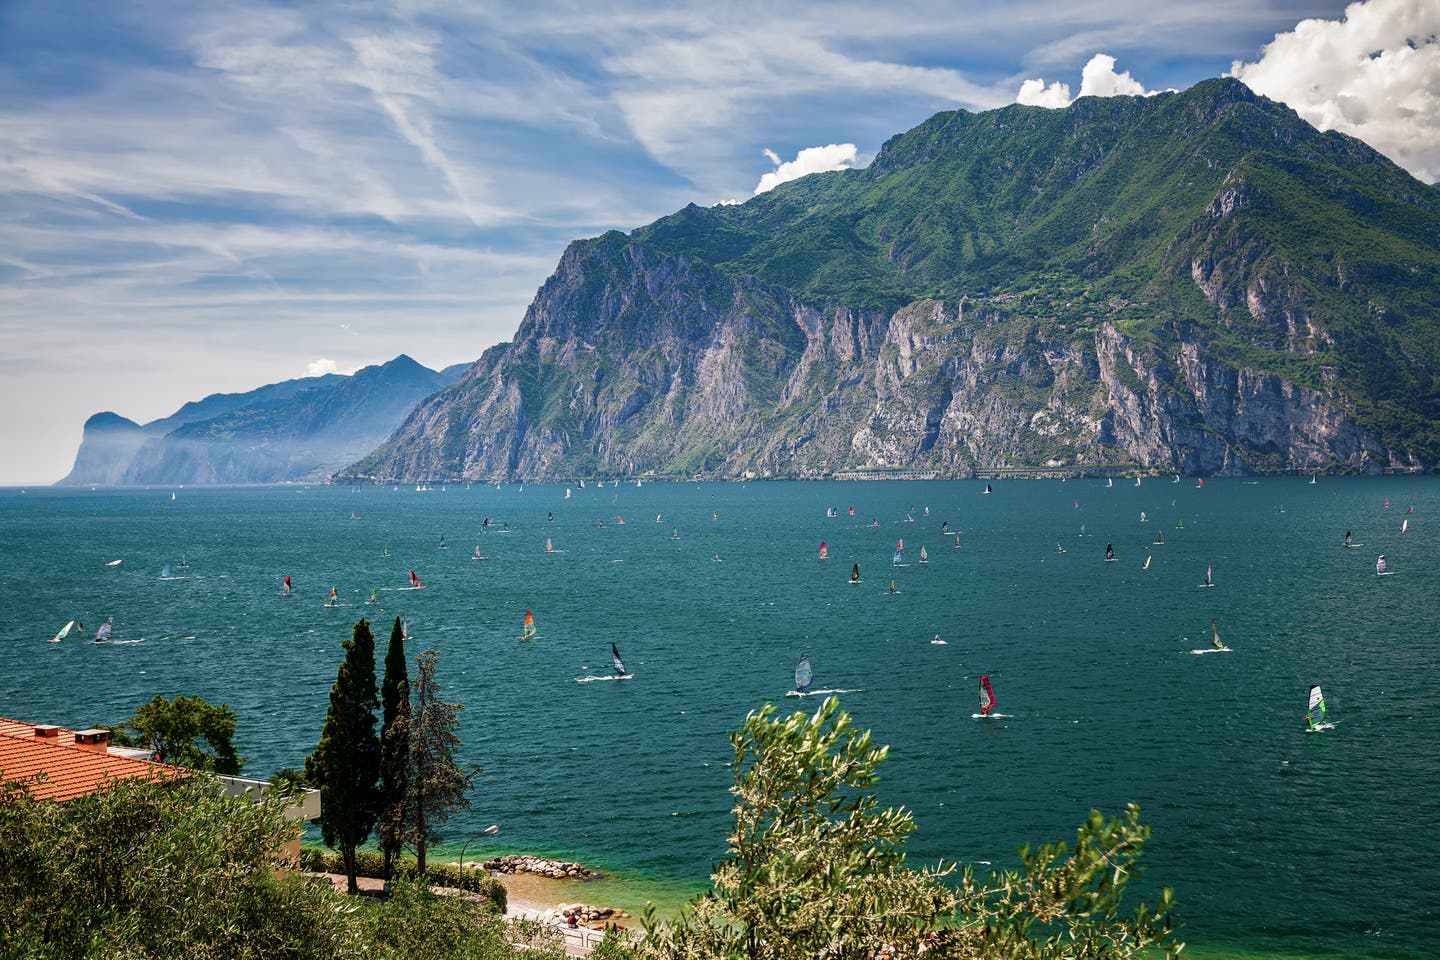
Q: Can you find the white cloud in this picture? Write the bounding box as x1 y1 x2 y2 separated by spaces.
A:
754 144 860 195
1228 0 1440 183
1014 53 1161 107
306 358 339 376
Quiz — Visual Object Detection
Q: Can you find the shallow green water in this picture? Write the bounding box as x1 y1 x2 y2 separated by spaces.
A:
3 478 1436 959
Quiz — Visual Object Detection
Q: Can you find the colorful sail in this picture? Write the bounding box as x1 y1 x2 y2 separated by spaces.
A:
818 541 828 560
1306 684 1327 730
522 609 536 639
892 547 903 566
612 642 627 676
409 569 423 588
1376 555 1388 575
366 587 377 605
1210 618 1223 649
49 620 76 643
95 617 113 643
327 586 337 604
978 675 995 715
795 654 813 692
546 537 554 553
1205 564 1213 586
283 575 292 596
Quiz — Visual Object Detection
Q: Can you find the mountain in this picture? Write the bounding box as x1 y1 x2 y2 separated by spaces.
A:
346 78 1440 481
60 356 463 485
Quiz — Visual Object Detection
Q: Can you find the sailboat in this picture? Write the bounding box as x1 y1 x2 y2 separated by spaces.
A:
1306 685 1333 732
1200 564 1214 588
94 617 113 643
976 675 996 718
439 534 447 550
49 620 78 643
826 506 838 518
521 609 537 640
565 488 572 499
472 545 483 560
818 541 828 560
1134 476 1142 487
954 532 961 547
1104 543 1115 562
1402 518 1409 534
283 575 292 596
1140 511 1147 523
918 545 928 563
159 564 172 580
1143 555 1152 570
1309 474 1317 484
1197 477 1205 489
850 563 861 584
1154 529 1165 545
407 569 425 590
545 537 554 553
1191 618 1231 654
1106 478 1113 488
982 483 992 495
365 587 378 606
1078 523 1086 538
794 654 813 693
611 642 631 678
1376 555 1392 576
104 559 123 567
325 586 338 607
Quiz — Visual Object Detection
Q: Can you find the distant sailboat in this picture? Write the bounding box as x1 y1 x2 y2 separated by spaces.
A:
565 488 572 499
1134 476 1142 487
850 563 861 584
472 545 483 560
826 506 838 518
611 642 629 677
1140 511 1147 523
977 675 996 717
1197 477 1204 489
1105 543 1115 561
1309 474 1317 484
1210 618 1227 650
325 586 338 607
818 540 828 560
178 551 188 569
1143 555 1152 570
521 609 537 640
283 575 291 596
1154 529 1165 545
954 533 961 547
918 545 928 563
94 617 113 643
1306 684 1328 732
1106 478 1113 488
1201 564 1214 588
439 534 447 549
1402 518 1409 534
104 559 123 567
366 587 377 606
408 569 424 589
159 564 172 580
1056 541 1066 554
892 546 904 566
49 620 78 643
983 484 992 495
1376 555 1391 576
545 537 554 553
795 654 813 693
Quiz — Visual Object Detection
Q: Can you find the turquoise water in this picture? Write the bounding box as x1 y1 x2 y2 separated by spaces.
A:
3 479 1437 959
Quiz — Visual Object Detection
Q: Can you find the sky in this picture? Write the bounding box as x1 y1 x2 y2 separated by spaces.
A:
3 0 1437 485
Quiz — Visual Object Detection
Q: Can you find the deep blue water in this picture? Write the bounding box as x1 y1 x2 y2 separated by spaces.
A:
3 479 1437 959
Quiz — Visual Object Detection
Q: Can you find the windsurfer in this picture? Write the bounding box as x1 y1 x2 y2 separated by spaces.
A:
888 580 897 594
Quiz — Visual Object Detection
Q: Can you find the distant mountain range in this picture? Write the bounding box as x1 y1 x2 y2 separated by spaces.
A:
60 356 466 485
339 78 1440 481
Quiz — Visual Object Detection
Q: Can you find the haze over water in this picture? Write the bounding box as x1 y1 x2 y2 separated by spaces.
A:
3 478 1436 960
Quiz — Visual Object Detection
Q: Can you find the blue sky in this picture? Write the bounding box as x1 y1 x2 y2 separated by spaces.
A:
3 0 1436 484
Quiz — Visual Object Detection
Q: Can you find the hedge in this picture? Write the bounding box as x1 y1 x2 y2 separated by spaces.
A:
299 846 507 913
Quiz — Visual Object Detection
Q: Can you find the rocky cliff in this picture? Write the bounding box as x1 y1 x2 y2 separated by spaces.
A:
346 78 1440 481
61 356 463 485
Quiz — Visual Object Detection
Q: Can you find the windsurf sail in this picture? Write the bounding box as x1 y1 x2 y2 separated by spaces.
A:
522 609 537 639
1205 564 1213 586
327 586 337 605
439 534 447 549
95 617 113 643
160 564 171 579
546 537 554 553
409 569 423 589
1144 555 1152 570
1376 555 1388 575
818 541 828 560
795 654 813 692
984 484 992 494
1402 518 1409 534
919 545 928 563
283 575 292 596
978 675 995 715
1105 543 1115 560
49 620 76 643
472 545 482 559
611 642 627 676
1306 684 1327 730
892 547 903 566
179 552 188 568
366 587 377 605
850 563 860 582
1197 477 1205 488
1210 618 1223 649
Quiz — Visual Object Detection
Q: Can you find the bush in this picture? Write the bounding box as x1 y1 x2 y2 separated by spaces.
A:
300 845 507 912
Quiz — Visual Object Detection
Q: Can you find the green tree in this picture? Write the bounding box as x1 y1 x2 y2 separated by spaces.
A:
306 617 382 894
395 648 477 874
121 693 244 774
627 697 1179 960
378 616 410 879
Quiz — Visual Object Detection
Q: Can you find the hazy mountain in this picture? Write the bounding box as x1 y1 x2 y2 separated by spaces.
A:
338 79 1433 480
60 356 463 485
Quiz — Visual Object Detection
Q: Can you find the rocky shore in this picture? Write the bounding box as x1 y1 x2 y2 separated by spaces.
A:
482 853 601 880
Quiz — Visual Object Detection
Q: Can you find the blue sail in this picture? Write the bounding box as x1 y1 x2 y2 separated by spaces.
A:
795 655 813 692
611 642 627 676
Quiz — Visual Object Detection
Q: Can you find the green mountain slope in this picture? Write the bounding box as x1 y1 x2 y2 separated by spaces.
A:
346 79 1440 482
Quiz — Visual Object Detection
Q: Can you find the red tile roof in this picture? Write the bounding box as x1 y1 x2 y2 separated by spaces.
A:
0 731 185 802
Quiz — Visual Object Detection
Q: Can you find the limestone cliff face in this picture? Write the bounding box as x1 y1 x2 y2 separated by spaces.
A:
346 234 1410 481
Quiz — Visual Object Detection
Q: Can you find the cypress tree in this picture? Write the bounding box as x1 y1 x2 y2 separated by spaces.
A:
377 616 410 879
401 648 476 874
304 617 381 894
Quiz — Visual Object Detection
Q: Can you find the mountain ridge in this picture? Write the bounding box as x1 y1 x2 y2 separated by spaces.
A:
344 80 1434 480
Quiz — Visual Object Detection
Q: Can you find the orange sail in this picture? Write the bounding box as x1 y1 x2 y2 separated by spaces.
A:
521 609 537 639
